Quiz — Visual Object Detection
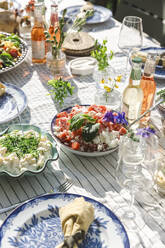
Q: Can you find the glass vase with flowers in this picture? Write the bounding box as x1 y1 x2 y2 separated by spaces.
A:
44 9 67 77
91 40 122 110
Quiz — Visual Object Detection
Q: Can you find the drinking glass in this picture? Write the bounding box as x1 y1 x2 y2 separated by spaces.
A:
118 16 143 79
115 135 145 231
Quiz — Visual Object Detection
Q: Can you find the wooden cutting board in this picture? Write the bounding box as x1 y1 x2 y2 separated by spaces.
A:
62 31 95 56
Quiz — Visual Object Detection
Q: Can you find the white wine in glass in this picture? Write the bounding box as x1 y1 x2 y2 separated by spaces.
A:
118 16 143 78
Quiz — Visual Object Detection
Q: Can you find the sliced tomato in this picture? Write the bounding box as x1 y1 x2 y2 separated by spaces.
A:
99 105 107 113
112 123 121 131
9 49 19 58
58 131 67 140
87 105 98 112
119 127 127 135
56 111 68 118
71 141 80 150
72 128 82 137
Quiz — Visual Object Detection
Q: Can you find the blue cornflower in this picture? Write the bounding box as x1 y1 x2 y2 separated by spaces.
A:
103 111 115 123
103 111 128 126
136 127 156 138
115 112 128 126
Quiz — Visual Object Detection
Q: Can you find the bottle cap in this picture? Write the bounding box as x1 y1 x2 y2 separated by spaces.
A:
132 57 142 64
34 2 43 7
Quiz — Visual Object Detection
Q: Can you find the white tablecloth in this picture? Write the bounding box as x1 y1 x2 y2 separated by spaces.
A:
0 1 165 247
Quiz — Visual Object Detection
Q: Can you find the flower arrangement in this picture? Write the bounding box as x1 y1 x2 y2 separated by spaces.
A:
47 77 74 106
91 40 113 71
101 75 122 102
71 9 94 32
44 9 67 58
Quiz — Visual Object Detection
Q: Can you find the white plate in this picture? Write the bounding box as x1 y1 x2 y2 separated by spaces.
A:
0 193 130 248
51 105 119 157
0 82 27 124
60 5 112 24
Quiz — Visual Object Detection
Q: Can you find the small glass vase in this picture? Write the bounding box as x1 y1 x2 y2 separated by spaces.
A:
94 89 121 111
46 49 66 77
93 66 115 91
93 66 121 110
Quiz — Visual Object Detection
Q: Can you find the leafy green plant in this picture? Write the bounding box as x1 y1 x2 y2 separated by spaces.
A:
72 9 94 32
157 89 165 103
91 40 113 71
47 78 74 106
44 9 67 58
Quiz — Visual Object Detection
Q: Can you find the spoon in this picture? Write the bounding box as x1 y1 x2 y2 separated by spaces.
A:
0 127 9 136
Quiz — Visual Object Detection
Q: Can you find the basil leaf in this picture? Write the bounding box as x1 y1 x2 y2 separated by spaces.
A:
69 113 96 131
82 123 100 142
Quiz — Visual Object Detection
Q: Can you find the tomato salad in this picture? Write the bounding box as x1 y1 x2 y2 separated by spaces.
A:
52 105 128 152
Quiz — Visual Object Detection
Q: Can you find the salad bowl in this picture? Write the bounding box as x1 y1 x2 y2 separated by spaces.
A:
51 105 127 157
0 32 28 74
0 124 58 178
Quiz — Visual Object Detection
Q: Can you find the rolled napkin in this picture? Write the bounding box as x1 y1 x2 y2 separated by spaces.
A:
56 197 94 248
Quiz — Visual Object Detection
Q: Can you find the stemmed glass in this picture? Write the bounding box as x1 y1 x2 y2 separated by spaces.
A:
118 16 143 79
115 135 145 231
135 130 165 223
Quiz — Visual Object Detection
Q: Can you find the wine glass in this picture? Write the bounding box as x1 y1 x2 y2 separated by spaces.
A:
115 135 145 231
118 16 143 79
134 130 165 225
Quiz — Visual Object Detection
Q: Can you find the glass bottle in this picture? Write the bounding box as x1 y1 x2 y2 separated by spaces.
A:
48 3 60 42
31 2 46 63
140 53 157 126
122 57 143 125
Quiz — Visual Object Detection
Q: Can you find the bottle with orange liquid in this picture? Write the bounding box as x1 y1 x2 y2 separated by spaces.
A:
140 53 157 126
49 3 60 43
31 2 46 63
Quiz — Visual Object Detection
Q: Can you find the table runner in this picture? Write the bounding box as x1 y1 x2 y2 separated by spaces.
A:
0 1 165 247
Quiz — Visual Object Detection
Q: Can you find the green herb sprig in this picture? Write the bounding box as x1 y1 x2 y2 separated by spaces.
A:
69 113 100 142
47 78 74 106
91 40 113 71
69 113 96 131
0 133 40 160
44 9 67 58
72 9 94 32
157 89 165 103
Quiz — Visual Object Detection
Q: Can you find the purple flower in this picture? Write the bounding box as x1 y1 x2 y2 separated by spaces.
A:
115 112 128 126
136 127 156 138
103 111 128 126
103 111 114 122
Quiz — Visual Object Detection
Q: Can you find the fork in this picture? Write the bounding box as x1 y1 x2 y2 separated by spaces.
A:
0 179 73 214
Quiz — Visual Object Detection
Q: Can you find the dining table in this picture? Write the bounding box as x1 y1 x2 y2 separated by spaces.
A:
0 0 165 247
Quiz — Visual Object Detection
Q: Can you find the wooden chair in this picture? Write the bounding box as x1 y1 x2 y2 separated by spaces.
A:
115 0 165 46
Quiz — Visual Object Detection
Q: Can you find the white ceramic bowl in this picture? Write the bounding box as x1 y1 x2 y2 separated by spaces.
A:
69 57 97 76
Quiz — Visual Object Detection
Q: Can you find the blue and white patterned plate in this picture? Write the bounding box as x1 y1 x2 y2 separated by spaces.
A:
0 193 130 248
140 47 165 79
0 82 27 124
60 5 112 24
